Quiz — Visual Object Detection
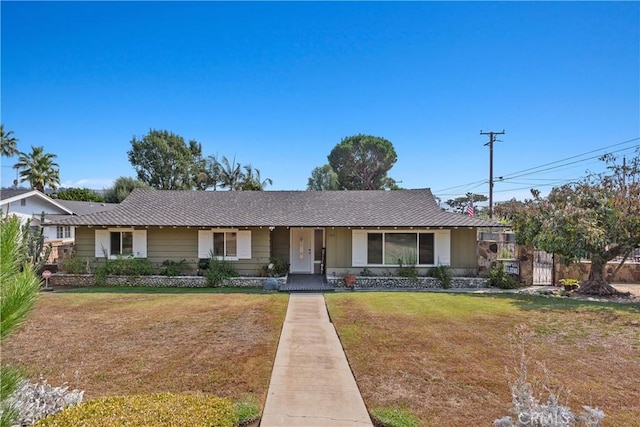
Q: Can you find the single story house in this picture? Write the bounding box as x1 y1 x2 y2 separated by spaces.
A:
53 188 503 277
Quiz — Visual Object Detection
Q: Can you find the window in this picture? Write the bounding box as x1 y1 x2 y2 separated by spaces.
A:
20 199 26 206
56 226 71 239
110 231 133 256
95 229 146 258
213 232 237 257
198 229 251 260
355 230 440 266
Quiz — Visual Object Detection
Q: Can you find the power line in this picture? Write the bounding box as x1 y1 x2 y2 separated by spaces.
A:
498 137 639 180
433 137 639 199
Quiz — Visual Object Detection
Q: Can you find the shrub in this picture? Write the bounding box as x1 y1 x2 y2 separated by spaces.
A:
96 257 155 277
36 393 236 427
261 258 289 277
159 259 189 276
487 263 520 289
396 251 418 280
205 258 238 286
5 378 83 426
427 265 452 289
494 325 605 427
59 257 88 274
370 406 420 427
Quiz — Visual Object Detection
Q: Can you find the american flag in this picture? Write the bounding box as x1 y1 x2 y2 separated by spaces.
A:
466 202 474 217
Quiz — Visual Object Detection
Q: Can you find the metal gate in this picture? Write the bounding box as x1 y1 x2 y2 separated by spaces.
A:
533 250 554 285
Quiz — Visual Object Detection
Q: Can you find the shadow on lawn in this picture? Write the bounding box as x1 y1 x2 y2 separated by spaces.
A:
453 291 640 314
52 286 270 295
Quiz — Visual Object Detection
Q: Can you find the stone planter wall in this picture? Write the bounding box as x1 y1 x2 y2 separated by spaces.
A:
49 274 287 288
327 276 489 290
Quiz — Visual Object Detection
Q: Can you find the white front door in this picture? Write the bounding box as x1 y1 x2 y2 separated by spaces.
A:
290 228 314 273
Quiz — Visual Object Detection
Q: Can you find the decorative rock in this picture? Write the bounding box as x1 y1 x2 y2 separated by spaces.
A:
264 277 279 291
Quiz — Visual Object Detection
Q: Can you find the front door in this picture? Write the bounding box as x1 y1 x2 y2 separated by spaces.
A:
290 228 314 273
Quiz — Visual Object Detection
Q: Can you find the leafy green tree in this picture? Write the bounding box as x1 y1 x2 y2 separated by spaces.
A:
103 177 149 203
1 215 41 426
0 125 19 158
504 152 640 295
327 134 397 190
127 130 202 190
14 146 60 192
56 188 104 202
307 164 339 191
446 193 488 213
240 165 272 191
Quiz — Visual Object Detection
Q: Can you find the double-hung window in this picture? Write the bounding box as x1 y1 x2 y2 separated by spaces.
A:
57 226 71 239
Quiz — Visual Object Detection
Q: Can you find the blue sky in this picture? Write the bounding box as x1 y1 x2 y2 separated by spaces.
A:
1 1 638 204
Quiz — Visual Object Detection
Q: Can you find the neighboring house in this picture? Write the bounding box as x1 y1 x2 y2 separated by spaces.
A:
53 188 504 276
0 188 117 262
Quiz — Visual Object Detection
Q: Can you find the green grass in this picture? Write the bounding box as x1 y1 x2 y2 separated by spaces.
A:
370 407 421 427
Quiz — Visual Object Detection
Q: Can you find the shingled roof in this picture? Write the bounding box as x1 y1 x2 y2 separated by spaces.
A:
53 188 504 228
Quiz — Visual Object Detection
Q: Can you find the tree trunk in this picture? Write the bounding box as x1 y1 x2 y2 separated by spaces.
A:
577 257 628 296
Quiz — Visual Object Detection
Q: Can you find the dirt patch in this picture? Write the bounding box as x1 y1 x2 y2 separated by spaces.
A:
326 292 640 426
1 292 288 402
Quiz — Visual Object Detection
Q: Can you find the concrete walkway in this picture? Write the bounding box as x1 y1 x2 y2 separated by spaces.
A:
261 294 373 427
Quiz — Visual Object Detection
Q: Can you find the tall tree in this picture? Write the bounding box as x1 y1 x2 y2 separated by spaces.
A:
0 125 19 158
307 164 339 191
127 130 200 190
504 152 640 295
240 165 273 191
327 134 397 190
103 177 149 203
55 188 105 202
217 155 244 191
14 146 60 192
1 215 41 426
446 193 488 213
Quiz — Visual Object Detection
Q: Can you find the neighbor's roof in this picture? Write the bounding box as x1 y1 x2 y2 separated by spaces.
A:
53 188 504 228
0 188 74 215
55 200 119 216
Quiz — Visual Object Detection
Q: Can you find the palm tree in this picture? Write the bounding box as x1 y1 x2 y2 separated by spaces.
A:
14 146 60 192
1 125 19 157
218 155 244 191
241 165 273 190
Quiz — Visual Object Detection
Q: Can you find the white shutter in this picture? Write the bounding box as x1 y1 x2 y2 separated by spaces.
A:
198 230 213 259
95 230 109 258
132 230 147 258
434 229 451 266
237 230 252 259
352 230 368 267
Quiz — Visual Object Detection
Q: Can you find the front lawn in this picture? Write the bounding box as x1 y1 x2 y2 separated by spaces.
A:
2 290 289 403
325 292 640 426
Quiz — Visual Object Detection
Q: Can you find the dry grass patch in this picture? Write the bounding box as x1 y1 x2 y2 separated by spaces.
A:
2 290 288 403
325 292 640 426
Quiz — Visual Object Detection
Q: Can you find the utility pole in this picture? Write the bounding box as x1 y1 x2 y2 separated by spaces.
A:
480 129 505 219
